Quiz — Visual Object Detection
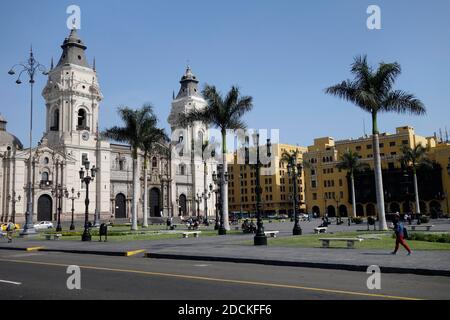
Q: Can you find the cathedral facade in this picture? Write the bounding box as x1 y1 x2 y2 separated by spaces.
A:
0 29 215 225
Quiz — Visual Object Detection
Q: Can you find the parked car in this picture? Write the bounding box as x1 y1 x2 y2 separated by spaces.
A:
34 221 54 230
1 223 20 231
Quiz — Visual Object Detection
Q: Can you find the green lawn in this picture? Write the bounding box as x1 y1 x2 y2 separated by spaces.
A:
243 231 450 250
33 226 242 242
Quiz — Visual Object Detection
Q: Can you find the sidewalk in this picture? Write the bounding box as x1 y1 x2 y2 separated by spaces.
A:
1 232 449 277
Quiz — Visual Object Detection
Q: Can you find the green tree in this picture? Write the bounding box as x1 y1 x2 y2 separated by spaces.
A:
179 85 253 232
400 143 432 215
325 55 426 230
102 105 157 230
336 150 368 218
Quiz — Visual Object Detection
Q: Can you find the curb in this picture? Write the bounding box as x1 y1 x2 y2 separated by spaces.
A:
145 252 450 277
0 246 145 257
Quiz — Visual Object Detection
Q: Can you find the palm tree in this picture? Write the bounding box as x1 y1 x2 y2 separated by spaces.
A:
102 105 156 231
141 119 168 228
325 55 426 230
400 143 432 215
336 150 368 218
179 85 253 232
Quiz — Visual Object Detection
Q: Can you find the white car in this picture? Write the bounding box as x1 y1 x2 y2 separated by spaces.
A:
34 221 54 230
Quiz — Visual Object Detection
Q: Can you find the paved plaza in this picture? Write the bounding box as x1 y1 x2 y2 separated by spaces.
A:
2 219 450 276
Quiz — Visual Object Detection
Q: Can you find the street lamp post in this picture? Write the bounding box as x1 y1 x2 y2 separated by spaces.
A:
51 160 67 232
68 187 80 231
8 47 48 235
7 193 21 224
250 131 271 246
79 159 97 241
212 172 220 230
287 159 303 235
203 185 212 224
213 166 228 235
51 184 67 232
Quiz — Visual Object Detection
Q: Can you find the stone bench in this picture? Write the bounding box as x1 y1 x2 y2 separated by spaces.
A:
45 233 62 240
264 231 279 238
314 227 328 234
319 238 363 249
410 225 434 231
182 231 202 238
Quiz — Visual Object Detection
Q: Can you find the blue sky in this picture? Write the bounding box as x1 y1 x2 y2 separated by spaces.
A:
1 0 449 147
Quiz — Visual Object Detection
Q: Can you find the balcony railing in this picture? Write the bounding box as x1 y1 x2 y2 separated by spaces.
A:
77 125 90 131
40 180 53 188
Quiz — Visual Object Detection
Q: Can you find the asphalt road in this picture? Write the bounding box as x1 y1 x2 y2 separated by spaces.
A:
0 249 449 300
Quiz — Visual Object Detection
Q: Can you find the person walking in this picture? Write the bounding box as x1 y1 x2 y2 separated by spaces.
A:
6 220 16 243
391 213 412 255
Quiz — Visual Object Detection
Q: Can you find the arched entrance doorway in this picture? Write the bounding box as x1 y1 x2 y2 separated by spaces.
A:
149 188 161 217
429 201 441 217
356 204 364 217
115 193 127 218
37 195 52 221
312 206 320 216
327 205 336 217
366 203 376 216
402 201 412 213
390 202 400 213
339 205 348 217
178 194 187 216
419 201 427 214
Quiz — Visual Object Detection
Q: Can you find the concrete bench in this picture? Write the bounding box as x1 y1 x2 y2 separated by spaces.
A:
182 231 202 238
264 231 279 238
319 238 363 249
45 233 62 240
410 225 434 231
314 227 328 234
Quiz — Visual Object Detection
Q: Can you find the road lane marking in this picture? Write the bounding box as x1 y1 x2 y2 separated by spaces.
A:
124 249 146 257
0 279 21 285
0 258 422 300
26 247 44 252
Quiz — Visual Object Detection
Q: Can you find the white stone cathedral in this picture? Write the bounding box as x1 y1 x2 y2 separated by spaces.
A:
0 29 215 225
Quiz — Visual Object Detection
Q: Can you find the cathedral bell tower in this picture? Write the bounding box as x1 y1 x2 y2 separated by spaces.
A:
42 28 102 148
168 67 214 217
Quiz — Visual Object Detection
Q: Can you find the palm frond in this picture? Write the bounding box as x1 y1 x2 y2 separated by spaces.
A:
382 90 426 115
373 62 401 93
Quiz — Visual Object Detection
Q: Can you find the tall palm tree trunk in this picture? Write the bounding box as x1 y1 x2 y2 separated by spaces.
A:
372 113 387 230
350 173 357 218
204 161 207 219
221 129 230 230
143 156 149 227
413 170 421 214
131 149 139 231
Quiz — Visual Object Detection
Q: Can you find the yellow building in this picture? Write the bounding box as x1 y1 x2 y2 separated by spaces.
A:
303 126 450 217
227 144 307 217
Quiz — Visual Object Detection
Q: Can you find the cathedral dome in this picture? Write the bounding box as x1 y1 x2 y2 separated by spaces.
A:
56 28 90 68
0 115 23 150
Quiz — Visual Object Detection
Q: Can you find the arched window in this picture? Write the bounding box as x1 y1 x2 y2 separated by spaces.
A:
41 172 49 182
77 109 87 130
179 164 185 175
198 131 204 145
51 109 59 131
152 157 158 168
